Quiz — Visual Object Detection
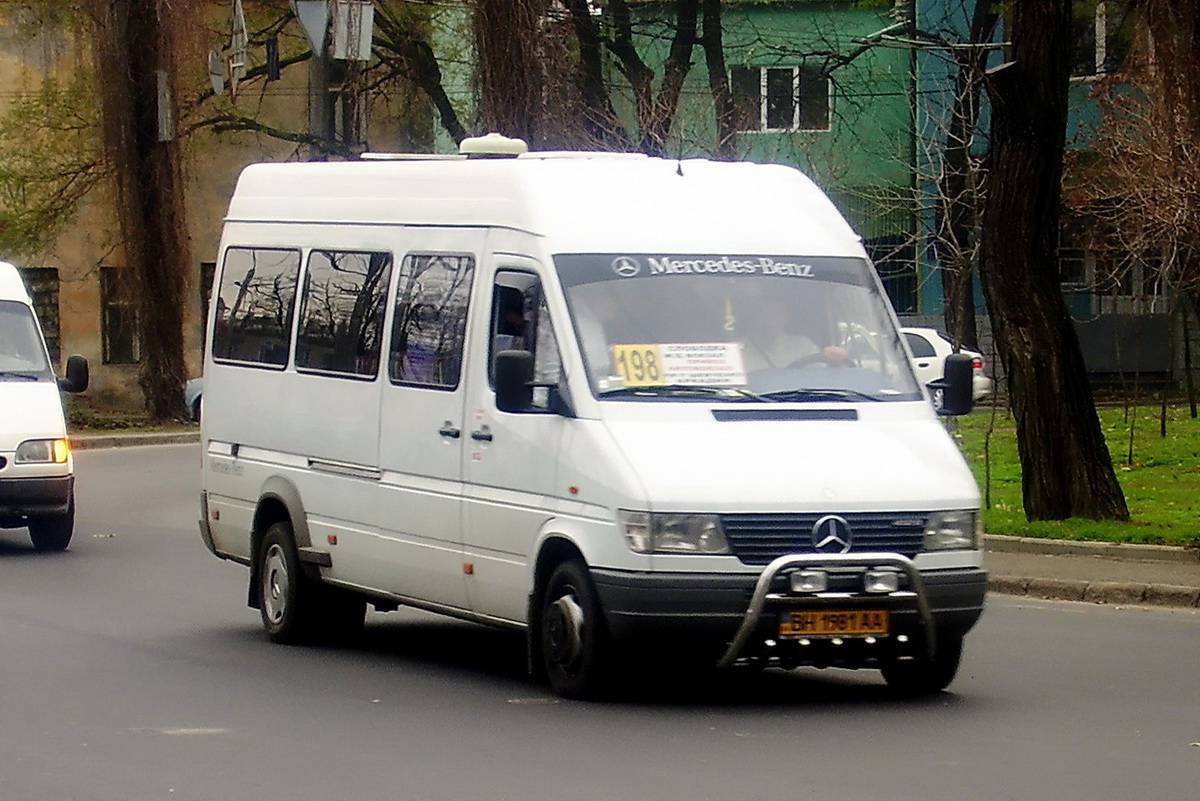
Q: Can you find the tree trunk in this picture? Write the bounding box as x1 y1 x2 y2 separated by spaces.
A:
564 0 627 148
609 0 699 157
639 0 699 155
374 7 467 145
701 0 738 159
472 0 546 144
935 0 997 351
979 0 1129 520
90 0 190 421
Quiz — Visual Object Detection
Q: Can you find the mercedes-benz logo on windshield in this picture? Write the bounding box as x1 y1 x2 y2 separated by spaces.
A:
611 256 641 278
811 515 853 554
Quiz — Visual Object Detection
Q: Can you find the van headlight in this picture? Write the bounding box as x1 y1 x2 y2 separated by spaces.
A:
922 510 981 551
618 511 730 555
16 439 70 464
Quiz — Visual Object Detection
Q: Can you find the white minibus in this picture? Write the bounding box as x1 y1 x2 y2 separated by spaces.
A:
198 136 985 698
0 261 89 551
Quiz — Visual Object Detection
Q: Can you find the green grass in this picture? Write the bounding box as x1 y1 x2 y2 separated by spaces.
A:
956 403 1200 548
65 397 196 433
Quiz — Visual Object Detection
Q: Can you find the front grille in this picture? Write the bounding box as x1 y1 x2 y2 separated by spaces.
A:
721 512 928 565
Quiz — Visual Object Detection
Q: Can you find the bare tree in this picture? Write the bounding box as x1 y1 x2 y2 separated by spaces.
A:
930 0 999 351
979 0 1129 520
83 0 198 420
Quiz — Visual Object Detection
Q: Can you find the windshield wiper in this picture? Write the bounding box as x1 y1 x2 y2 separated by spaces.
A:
0 370 42 381
759 388 882 403
598 384 765 401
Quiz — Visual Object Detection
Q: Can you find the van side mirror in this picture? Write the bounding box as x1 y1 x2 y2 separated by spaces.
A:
928 352 973 416
58 354 89 394
494 349 534 412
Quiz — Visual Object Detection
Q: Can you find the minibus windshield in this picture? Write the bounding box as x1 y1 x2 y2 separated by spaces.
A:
556 254 923 402
0 300 53 380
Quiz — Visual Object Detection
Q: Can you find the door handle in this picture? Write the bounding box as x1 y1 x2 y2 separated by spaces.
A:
438 422 461 439
470 425 493 442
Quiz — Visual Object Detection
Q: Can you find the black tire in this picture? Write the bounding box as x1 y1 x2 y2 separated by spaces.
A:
259 522 314 643
540 559 610 699
318 585 367 644
881 634 964 695
257 521 366 645
28 495 74 552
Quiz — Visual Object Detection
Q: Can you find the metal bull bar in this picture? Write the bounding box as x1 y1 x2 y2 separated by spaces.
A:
716 552 936 669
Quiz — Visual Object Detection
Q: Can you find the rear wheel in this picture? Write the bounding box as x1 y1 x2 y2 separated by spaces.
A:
28 495 74 552
258 522 364 644
540 559 610 699
881 634 964 695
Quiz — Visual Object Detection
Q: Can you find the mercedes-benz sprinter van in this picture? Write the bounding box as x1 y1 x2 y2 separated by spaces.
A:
0 261 88 551
198 136 984 698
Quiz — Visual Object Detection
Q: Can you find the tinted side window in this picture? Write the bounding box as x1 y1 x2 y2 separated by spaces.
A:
212 248 301 367
388 254 474 389
904 332 937 358
296 250 393 377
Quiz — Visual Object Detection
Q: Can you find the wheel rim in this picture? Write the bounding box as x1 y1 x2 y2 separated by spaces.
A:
262 543 289 626
544 590 585 672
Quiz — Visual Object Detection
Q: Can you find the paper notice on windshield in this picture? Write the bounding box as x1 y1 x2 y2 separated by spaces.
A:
611 342 746 387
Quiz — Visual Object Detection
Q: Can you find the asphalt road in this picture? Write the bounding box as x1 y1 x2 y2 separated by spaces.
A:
1 444 1197 801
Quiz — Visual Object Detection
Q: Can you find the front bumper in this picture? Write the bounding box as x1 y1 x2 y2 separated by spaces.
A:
592 553 986 667
0 475 74 520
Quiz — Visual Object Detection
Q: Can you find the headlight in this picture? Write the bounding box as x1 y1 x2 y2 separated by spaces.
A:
922 510 980 551
618 511 730 554
15 439 70 464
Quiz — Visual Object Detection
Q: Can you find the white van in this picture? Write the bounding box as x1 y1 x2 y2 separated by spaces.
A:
0 261 89 551
198 136 985 698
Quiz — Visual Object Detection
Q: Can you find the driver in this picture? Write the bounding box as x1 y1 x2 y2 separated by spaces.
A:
740 295 848 372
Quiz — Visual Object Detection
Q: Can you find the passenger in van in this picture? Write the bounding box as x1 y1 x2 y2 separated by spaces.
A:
574 283 624 379
740 295 848 372
494 287 530 352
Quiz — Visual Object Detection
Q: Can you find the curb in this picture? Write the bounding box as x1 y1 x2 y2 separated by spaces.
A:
984 533 1200 564
71 431 200 450
988 574 1200 609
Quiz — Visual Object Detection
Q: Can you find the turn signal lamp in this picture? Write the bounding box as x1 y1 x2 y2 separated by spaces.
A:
15 438 70 464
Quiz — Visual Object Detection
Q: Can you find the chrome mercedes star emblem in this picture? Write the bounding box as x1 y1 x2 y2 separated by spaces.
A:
611 256 641 278
811 515 853 554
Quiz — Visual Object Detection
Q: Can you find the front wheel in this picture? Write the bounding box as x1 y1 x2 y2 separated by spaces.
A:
881 634 964 695
28 495 74 552
540 559 610 699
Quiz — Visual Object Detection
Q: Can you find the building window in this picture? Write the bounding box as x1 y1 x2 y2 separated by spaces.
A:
1057 224 1167 316
17 267 61 366
731 65 830 132
1071 0 1136 77
100 266 139 364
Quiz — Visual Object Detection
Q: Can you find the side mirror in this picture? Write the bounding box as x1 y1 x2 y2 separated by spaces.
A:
928 352 972 416
494 349 534 413
58 354 89 394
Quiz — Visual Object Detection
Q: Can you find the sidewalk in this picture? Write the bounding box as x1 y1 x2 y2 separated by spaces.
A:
69 429 1200 608
984 534 1200 609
